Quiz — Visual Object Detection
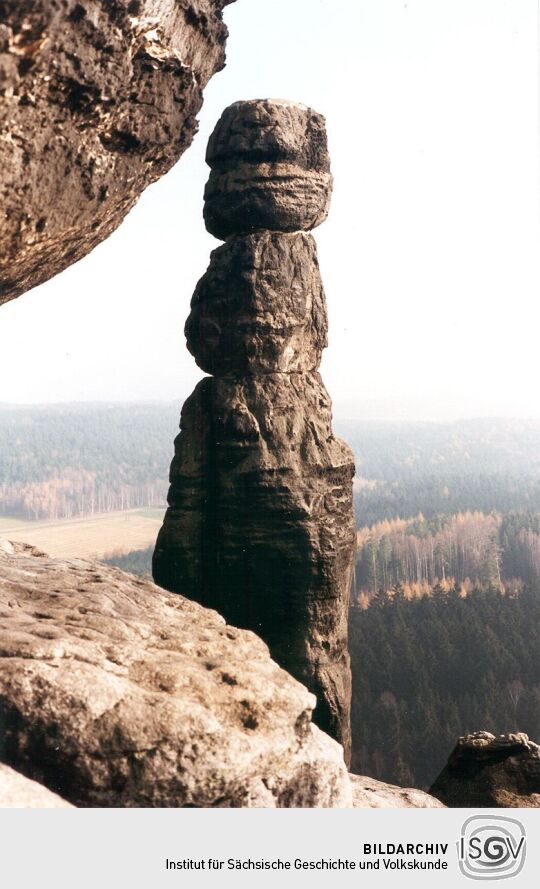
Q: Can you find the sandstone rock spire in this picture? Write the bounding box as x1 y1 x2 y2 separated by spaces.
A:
153 99 356 762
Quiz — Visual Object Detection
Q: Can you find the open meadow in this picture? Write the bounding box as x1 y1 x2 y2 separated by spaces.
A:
0 508 164 560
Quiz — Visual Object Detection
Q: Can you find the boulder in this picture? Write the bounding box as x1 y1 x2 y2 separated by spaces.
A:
350 774 445 809
186 231 327 375
0 764 73 808
203 99 333 238
0 539 352 808
0 0 234 304
430 731 540 808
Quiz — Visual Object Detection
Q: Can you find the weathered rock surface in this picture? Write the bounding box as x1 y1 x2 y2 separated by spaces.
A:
203 99 333 239
430 732 540 808
0 764 73 808
0 0 234 304
155 375 355 758
0 539 352 808
186 231 327 375
155 99 356 763
350 774 445 809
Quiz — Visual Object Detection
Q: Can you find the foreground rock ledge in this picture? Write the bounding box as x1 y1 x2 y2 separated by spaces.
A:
430 731 540 808
0 540 351 808
0 763 73 808
350 775 445 809
0 0 234 304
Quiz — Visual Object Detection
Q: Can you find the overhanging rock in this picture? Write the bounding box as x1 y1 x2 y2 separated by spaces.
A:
0 0 234 304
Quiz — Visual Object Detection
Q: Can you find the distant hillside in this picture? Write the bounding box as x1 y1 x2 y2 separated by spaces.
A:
0 403 178 520
1 405 540 526
336 417 540 477
335 417 540 525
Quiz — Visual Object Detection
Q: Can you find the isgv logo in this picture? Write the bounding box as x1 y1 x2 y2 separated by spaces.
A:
458 816 526 881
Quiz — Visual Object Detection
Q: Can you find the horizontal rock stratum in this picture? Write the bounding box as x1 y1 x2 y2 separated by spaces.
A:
0 540 352 807
0 0 234 304
185 231 327 376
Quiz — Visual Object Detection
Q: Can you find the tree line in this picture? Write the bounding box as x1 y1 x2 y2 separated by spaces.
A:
355 511 540 601
354 474 540 527
0 403 177 520
2 406 540 522
1 470 167 520
340 416 540 526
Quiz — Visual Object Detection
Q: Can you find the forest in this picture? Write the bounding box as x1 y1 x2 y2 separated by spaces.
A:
2 406 540 524
355 510 540 602
0 403 176 520
339 417 540 526
349 584 540 788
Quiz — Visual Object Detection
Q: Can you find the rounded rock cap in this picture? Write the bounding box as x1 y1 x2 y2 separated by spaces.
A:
206 98 331 172
203 98 333 239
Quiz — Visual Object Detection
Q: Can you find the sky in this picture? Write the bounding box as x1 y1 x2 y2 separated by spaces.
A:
0 0 538 420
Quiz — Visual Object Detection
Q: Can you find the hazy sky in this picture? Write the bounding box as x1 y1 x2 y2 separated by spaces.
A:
0 0 538 419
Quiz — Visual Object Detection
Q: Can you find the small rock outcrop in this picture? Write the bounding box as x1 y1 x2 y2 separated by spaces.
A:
0 764 73 808
430 732 540 808
0 0 234 304
0 539 352 808
153 99 356 762
350 774 445 809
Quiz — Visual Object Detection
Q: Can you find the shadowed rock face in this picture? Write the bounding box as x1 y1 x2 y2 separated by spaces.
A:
0 0 234 304
154 99 356 763
0 539 352 808
430 732 540 807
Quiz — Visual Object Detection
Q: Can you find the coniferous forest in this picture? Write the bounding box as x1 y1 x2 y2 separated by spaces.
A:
349 585 540 788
